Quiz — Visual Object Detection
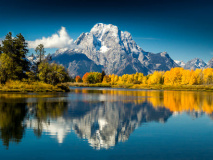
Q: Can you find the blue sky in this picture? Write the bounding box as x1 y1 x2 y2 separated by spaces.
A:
0 0 212 62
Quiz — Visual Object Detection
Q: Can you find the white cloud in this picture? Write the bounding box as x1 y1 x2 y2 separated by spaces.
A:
28 27 74 49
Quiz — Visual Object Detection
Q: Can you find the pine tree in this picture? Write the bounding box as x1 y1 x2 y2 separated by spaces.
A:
14 33 30 77
0 32 29 80
101 70 106 82
35 44 45 64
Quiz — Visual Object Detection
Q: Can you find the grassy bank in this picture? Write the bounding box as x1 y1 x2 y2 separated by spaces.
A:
0 81 70 92
66 82 213 91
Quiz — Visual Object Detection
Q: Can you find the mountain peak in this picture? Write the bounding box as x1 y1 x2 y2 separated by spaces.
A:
53 23 179 76
160 51 168 57
193 58 202 61
184 58 207 70
90 23 119 41
92 23 118 30
206 57 213 68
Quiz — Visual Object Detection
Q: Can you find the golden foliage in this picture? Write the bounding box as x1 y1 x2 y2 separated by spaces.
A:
98 67 213 86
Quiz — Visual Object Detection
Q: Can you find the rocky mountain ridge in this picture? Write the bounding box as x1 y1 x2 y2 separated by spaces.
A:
174 58 213 70
206 58 213 68
184 58 207 70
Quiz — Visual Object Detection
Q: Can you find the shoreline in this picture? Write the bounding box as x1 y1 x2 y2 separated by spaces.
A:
66 82 213 92
0 82 212 93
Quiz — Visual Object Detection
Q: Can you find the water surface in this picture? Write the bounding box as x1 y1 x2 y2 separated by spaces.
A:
0 87 213 160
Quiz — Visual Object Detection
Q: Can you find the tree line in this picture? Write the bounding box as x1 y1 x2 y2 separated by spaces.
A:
0 32 70 85
76 67 213 85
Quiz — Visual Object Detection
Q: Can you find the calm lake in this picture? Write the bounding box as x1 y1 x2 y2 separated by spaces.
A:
0 87 213 160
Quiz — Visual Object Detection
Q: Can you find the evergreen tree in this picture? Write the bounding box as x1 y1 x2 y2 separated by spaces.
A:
14 33 30 76
0 32 14 57
101 70 106 82
35 44 45 63
0 32 29 80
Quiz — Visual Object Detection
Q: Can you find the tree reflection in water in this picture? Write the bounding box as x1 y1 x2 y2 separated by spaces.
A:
0 102 27 149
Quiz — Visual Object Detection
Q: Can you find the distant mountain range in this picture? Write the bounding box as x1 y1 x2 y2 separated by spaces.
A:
175 58 213 70
28 23 213 77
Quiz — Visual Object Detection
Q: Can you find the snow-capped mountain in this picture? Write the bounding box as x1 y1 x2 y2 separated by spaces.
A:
53 23 178 76
206 58 213 68
184 58 207 70
174 60 185 68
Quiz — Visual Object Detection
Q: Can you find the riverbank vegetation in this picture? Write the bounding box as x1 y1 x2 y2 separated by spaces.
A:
0 32 70 92
70 68 213 91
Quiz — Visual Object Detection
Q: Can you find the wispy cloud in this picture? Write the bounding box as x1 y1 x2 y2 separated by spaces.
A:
133 37 160 40
28 27 74 49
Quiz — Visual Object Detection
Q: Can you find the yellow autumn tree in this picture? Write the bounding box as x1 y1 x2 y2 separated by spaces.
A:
189 70 197 85
127 74 134 84
164 67 184 85
147 71 164 85
181 69 191 85
102 75 111 83
195 69 204 85
114 75 119 83
138 73 144 83
189 69 204 85
203 68 213 84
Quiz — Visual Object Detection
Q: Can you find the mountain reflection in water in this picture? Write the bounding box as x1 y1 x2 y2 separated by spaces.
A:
0 88 213 150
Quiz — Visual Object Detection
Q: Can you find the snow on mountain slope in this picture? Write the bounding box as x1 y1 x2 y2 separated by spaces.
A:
206 58 213 68
184 58 207 70
174 60 185 68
